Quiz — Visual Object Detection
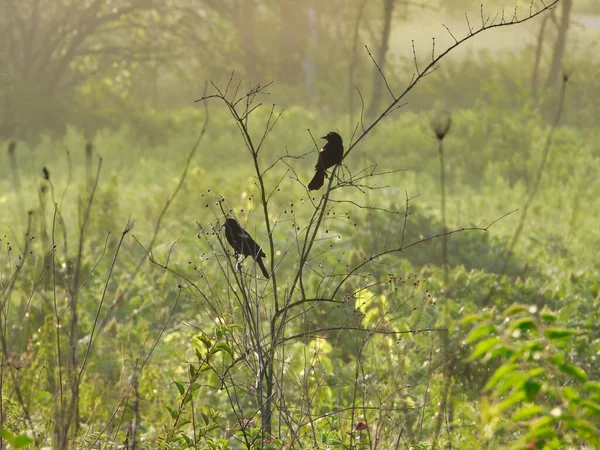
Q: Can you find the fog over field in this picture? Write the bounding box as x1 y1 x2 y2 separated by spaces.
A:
0 1 599 449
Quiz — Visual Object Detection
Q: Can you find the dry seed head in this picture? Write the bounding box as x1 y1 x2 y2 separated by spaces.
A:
430 111 452 141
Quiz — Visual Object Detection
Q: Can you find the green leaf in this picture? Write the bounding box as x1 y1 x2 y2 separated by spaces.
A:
485 363 518 391
210 343 233 357
202 412 210 425
567 418 597 435
544 328 578 340
526 368 546 379
524 379 541 401
550 353 566 366
512 405 544 421
465 324 496 344
176 419 191 428
511 317 536 332
562 386 579 401
197 334 213 348
560 363 588 382
498 391 525 413
1 429 16 445
174 381 185 395
540 308 558 322
468 337 501 361
189 364 196 379
529 415 554 430
460 314 484 325
581 400 600 415
584 381 600 393
527 423 557 440
503 304 527 317
34 390 53 404
13 433 33 448
165 406 178 420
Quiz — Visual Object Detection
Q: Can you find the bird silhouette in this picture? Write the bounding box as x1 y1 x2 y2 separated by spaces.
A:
307 131 344 191
223 218 269 279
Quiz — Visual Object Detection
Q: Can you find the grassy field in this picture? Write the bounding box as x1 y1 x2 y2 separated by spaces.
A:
1 7 600 449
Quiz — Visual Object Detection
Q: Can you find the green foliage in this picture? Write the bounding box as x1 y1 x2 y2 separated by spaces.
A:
1 5 599 446
465 304 600 448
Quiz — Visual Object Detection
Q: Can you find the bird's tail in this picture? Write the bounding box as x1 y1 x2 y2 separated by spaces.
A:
257 257 270 279
308 166 326 191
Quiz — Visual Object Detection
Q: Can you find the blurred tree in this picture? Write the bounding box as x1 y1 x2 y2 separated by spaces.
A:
368 0 396 117
0 0 178 141
546 0 572 87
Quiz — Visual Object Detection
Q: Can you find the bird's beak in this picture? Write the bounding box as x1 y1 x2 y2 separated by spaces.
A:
320 135 328 139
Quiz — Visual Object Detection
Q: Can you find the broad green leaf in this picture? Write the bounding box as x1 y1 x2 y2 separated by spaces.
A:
524 379 541 401
512 405 544 421
485 363 518 391
465 324 496 344
527 368 545 378
503 304 527 317
581 400 600 415
174 381 185 395
584 381 600 393
510 317 536 332
468 337 501 361
550 353 566 366
165 406 178 420
562 386 579 401
176 419 191 428
210 342 233 357
498 391 525 413
489 346 514 360
540 308 558 322
0 429 16 445
197 334 213 348
544 328 578 340
460 314 484 325
496 373 526 397
567 418 597 435
202 412 210 425
13 434 34 448
34 390 53 403
560 363 588 382
526 425 557 441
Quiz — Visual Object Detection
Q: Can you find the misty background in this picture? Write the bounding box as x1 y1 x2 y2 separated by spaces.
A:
0 0 599 448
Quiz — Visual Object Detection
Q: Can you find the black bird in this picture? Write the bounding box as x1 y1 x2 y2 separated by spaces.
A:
307 131 344 191
223 218 269 279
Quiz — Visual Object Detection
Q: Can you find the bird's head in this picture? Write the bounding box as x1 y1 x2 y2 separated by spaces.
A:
321 131 343 145
224 218 238 230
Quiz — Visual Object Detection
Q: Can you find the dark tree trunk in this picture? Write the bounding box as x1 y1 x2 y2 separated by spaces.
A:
546 0 572 87
368 0 395 117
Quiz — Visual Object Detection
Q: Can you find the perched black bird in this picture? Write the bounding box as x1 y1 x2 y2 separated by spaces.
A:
223 218 269 279
307 131 344 191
